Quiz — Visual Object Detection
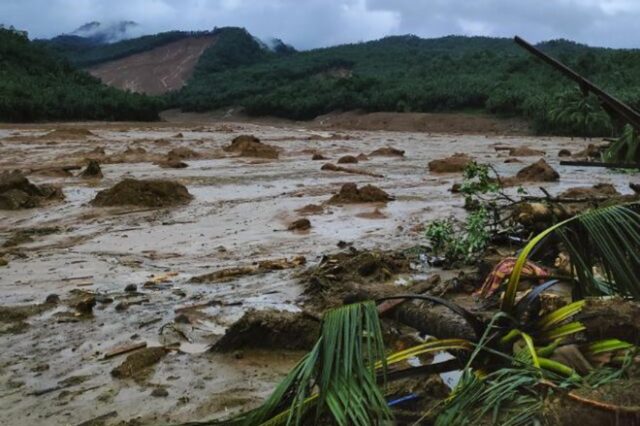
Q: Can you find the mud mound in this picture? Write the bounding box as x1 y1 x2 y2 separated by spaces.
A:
370 146 405 157
224 135 279 159
356 153 369 161
167 147 200 160
0 171 64 210
321 163 383 178
80 160 103 179
91 179 192 208
305 249 411 309
508 146 545 156
329 183 392 204
213 310 320 351
296 204 324 215
40 128 95 139
337 155 358 164
558 149 572 157
123 146 146 155
428 153 473 173
559 183 619 199
515 159 559 182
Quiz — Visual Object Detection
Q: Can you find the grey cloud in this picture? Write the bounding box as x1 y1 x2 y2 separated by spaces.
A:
1 0 640 49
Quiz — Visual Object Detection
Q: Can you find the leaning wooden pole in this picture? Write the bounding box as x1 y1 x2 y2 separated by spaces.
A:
514 35 640 131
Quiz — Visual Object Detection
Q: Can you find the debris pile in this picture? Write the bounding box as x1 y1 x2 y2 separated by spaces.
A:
224 135 279 159
0 171 64 210
428 153 473 173
91 179 192 207
328 183 393 203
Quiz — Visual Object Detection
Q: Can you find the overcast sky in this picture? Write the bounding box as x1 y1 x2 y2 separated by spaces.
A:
2 0 640 49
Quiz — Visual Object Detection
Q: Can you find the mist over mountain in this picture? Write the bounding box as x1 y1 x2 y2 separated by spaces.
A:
69 20 141 43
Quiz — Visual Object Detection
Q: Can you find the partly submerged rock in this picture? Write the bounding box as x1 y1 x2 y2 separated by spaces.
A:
328 183 393 203
428 153 473 173
80 160 103 179
91 179 192 208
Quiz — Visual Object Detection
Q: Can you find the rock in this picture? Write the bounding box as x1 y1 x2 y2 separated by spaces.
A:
428 153 473 173
224 135 279 159
80 160 103 179
337 155 358 164
124 284 137 293
111 347 167 379
504 158 522 163
508 146 545 156
369 146 405 157
167 147 199 160
151 387 169 397
515 159 559 182
559 183 620 199
311 153 327 160
558 149 572 157
328 183 393 204
631 183 640 194
0 171 64 210
173 133 184 138
91 179 192 208
45 294 60 304
288 218 311 231
0 257 7 267
356 153 369 161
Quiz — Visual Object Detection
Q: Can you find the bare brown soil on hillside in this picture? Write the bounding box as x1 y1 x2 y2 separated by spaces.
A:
87 36 216 95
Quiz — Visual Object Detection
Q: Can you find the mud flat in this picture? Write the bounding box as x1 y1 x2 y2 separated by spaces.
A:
0 119 633 425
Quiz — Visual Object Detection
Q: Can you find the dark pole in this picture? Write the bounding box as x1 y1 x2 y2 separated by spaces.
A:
514 36 640 131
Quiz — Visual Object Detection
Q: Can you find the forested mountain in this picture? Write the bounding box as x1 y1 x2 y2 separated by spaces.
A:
172 34 640 135
38 30 203 68
0 28 163 122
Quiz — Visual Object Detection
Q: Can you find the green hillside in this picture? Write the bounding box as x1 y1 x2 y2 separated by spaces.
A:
174 34 640 135
0 29 163 122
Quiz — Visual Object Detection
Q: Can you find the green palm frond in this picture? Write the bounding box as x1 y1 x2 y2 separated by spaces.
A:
240 301 391 426
502 202 640 312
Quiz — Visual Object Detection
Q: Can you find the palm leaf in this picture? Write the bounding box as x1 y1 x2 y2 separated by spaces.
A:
502 202 640 313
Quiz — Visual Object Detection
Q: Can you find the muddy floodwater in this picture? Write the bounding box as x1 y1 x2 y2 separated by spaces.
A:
0 120 633 425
